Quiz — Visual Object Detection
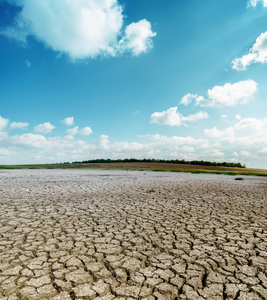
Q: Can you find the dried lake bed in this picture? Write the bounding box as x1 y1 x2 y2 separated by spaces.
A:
0 169 266 299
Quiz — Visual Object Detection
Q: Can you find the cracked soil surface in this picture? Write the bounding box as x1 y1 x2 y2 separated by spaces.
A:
0 169 266 300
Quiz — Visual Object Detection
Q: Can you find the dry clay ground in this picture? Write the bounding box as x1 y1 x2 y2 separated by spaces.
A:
0 169 266 300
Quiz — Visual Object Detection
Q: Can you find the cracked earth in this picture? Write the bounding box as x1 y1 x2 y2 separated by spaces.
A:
0 169 266 300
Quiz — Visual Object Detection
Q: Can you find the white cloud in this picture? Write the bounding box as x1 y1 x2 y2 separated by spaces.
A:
235 117 267 135
205 80 257 107
151 106 208 127
180 93 198 106
66 126 92 136
235 114 242 120
0 116 9 131
179 80 257 108
62 117 74 126
1 115 267 168
204 117 267 148
259 147 267 154
99 135 109 149
204 127 235 139
232 152 239 157
240 151 252 158
232 31 267 70
0 122 266 168
79 127 92 136
10 122 29 130
119 19 156 56
0 148 12 156
1 0 156 60
182 111 209 122
151 107 183 126
195 96 205 106
220 114 229 119
112 141 144 151
10 133 47 148
33 122 55 134
0 132 8 140
66 126 79 136
202 116 267 168
248 0 267 7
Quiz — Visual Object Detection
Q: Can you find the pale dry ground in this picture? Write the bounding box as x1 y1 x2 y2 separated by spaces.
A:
0 169 266 300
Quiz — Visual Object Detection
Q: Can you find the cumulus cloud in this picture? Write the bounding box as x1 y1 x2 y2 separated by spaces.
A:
179 93 198 106
182 111 209 122
0 116 9 131
178 80 257 108
66 126 79 136
119 19 156 56
33 122 55 134
62 117 74 126
207 80 257 106
10 122 29 130
204 117 267 143
199 80 257 107
0 132 8 140
151 107 183 126
79 127 93 136
1 122 266 168
66 126 92 136
202 116 267 167
10 133 47 148
204 127 235 138
248 0 267 7
232 32 267 70
232 152 239 157
1 114 267 168
1 0 156 60
99 135 109 149
151 107 208 127
235 117 267 135
240 150 252 158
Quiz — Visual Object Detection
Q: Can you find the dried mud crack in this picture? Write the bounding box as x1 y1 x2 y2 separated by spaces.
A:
0 169 266 299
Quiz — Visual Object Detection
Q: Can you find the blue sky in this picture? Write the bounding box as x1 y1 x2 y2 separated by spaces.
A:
1 0 267 168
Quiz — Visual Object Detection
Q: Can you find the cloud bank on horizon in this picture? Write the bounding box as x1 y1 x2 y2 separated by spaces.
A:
0 114 267 168
1 0 156 60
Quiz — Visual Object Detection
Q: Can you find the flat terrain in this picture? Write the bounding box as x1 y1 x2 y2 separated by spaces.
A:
0 169 266 299
68 162 267 174
2 162 267 176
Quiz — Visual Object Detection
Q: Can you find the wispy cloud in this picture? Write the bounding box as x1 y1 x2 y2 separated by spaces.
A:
232 32 267 70
247 0 267 7
25 60 31 67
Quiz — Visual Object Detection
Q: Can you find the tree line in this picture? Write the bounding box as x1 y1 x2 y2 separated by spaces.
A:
69 158 246 168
